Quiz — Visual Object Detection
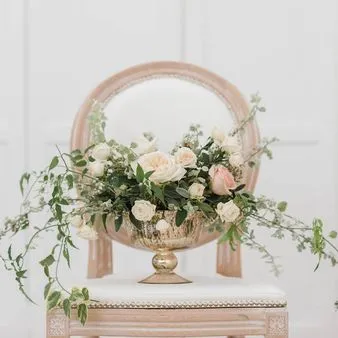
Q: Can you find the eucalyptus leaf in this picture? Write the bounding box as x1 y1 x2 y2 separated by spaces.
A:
176 187 190 199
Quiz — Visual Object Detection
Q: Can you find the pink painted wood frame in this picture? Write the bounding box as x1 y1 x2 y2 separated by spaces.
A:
70 61 261 279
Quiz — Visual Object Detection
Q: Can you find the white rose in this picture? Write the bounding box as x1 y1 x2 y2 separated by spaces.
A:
89 160 105 177
216 200 241 223
188 183 205 199
70 215 83 228
155 219 170 232
211 127 227 146
131 200 156 222
174 147 197 168
91 143 111 160
133 135 157 155
77 225 98 240
137 151 186 184
222 136 241 153
229 152 244 167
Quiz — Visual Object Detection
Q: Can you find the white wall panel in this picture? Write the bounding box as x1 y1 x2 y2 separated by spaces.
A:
184 1 338 337
0 0 28 336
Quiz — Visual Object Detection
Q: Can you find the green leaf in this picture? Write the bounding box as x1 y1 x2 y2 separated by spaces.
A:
66 174 74 189
136 164 144 183
66 236 78 249
16 270 27 278
115 214 123 232
277 201 287 212
176 187 190 199
78 303 88 326
70 287 83 301
198 202 214 215
329 230 337 239
102 214 108 232
175 209 188 226
82 287 89 301
144 170 155 180
19 173 30 195
44 282 52 299
55 204 63 222
63 246 70 268
8 245 12 260
49 156 59 171
40 255 55 267
151 183 165 205
75 160 87 167
232 184 246 192
47 291 61 311
129 212 142 229
43 266 50 278
63 299 71 318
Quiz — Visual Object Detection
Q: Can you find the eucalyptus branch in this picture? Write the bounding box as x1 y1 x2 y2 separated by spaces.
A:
230 93 266 136
242 231 282 276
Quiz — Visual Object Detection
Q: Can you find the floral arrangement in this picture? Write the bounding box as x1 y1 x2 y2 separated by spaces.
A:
1 95 337 324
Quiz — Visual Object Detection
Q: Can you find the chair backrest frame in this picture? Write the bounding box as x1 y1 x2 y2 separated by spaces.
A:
70 61 261 278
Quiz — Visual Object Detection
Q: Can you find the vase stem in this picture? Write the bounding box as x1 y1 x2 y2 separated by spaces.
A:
138 250 192 284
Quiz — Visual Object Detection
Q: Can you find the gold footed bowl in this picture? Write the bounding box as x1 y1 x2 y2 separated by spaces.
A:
106 211 208 284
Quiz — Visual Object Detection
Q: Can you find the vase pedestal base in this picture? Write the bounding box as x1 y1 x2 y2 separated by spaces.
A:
139 272 192 284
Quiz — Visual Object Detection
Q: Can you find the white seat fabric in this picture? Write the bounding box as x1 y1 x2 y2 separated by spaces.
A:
81 275 287 309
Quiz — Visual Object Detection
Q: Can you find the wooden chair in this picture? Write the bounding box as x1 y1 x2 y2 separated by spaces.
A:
46 62 288 338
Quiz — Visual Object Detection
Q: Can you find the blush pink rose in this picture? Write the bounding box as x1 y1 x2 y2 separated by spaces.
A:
209 164 236 195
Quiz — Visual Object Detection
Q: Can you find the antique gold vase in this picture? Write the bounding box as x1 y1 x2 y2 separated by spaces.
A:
120 211 207 284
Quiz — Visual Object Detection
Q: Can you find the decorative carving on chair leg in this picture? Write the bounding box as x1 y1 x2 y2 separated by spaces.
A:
46 310 69 338
265 310 288 337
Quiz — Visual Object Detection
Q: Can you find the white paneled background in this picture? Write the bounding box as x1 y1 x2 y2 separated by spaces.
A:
1 0 338 337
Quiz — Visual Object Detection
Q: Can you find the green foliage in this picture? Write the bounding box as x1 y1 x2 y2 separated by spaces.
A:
1 101 338 325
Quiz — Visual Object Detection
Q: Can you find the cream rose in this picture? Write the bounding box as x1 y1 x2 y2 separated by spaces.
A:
137 151 186 184
88 160 105 177
91 143 111 161
229 152 244 167
174 147 197 168
133 135 157 155
131 200 156 222
70 215 83 228
222 136 241 153
188 183 205 199
155 219 170 232
211 127 226 146
77 225 98 240
209 164 236 195
216 200 241 223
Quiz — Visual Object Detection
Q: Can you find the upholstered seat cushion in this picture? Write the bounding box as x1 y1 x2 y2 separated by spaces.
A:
81 275 287 309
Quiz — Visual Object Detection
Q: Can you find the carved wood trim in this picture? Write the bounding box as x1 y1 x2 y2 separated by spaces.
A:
265 309 288 337
46 309 69 338
62 306 288 337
